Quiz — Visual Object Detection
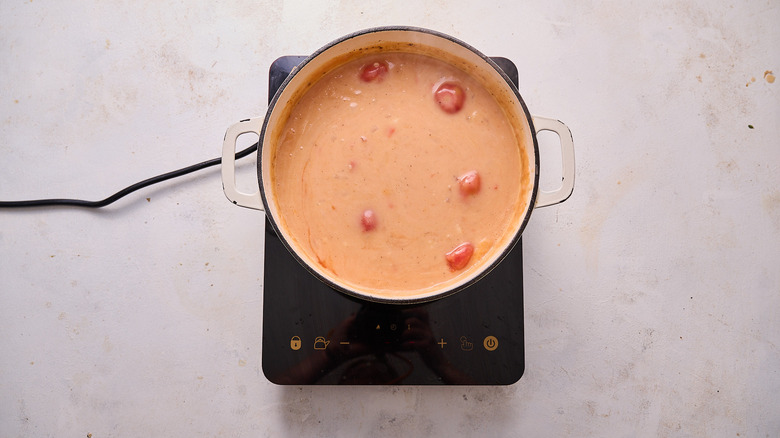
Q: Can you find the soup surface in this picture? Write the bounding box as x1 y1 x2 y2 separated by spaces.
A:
272 51 525 297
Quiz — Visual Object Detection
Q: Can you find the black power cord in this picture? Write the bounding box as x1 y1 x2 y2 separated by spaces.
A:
0 142 258 209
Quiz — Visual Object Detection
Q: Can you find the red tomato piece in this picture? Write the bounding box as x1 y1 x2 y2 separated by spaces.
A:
458 170 481 196
361 209 377 232
434 82 465 113
360 61 389 82
445 242 474 271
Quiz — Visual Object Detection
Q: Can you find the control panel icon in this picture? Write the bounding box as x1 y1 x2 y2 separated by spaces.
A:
313 336 330 350
290 336 301 350
483 335 498 351
460 336 474 351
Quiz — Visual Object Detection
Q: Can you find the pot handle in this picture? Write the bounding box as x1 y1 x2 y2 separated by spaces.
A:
532 116 575 208
222 117 265 211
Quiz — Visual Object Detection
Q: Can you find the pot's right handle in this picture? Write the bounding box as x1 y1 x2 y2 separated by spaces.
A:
222 117 265 210
532 116 575 208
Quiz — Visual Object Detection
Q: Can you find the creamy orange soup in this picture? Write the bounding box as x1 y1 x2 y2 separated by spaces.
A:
272 51 525 297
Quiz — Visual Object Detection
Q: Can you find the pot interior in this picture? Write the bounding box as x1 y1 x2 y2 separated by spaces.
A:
258 27 538 303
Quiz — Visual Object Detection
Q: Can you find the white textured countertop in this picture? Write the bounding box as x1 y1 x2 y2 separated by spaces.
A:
1 1 778 436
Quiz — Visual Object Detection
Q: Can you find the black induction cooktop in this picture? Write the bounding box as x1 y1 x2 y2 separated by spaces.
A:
261 56 524 385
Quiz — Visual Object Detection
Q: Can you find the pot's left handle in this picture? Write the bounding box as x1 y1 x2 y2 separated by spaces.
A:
222 118 265 210
532 116 575 208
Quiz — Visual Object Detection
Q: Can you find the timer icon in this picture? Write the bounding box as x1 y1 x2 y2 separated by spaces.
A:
483 336 498 351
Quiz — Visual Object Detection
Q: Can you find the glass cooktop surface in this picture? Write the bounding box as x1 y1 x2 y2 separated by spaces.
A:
262 56 524 385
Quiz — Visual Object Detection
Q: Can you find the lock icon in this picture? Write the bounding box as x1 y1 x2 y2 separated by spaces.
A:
290 336 301 350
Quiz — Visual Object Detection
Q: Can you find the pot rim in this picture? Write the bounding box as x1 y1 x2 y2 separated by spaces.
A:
257 26 541 305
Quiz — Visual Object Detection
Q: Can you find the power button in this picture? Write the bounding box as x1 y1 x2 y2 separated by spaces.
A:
483 336 498 351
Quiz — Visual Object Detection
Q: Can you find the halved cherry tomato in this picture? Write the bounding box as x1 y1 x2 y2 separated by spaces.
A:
458 170 481 196
445 242 474 271
360 61 389 82
434 82 465 113
361 209 377 232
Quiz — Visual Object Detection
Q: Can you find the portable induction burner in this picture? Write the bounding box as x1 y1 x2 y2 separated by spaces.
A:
261 56 524 385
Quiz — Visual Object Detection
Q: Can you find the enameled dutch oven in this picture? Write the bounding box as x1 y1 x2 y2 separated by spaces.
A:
221 26 574 304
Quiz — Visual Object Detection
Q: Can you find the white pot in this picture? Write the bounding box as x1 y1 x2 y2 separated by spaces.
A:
222 26 574 304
